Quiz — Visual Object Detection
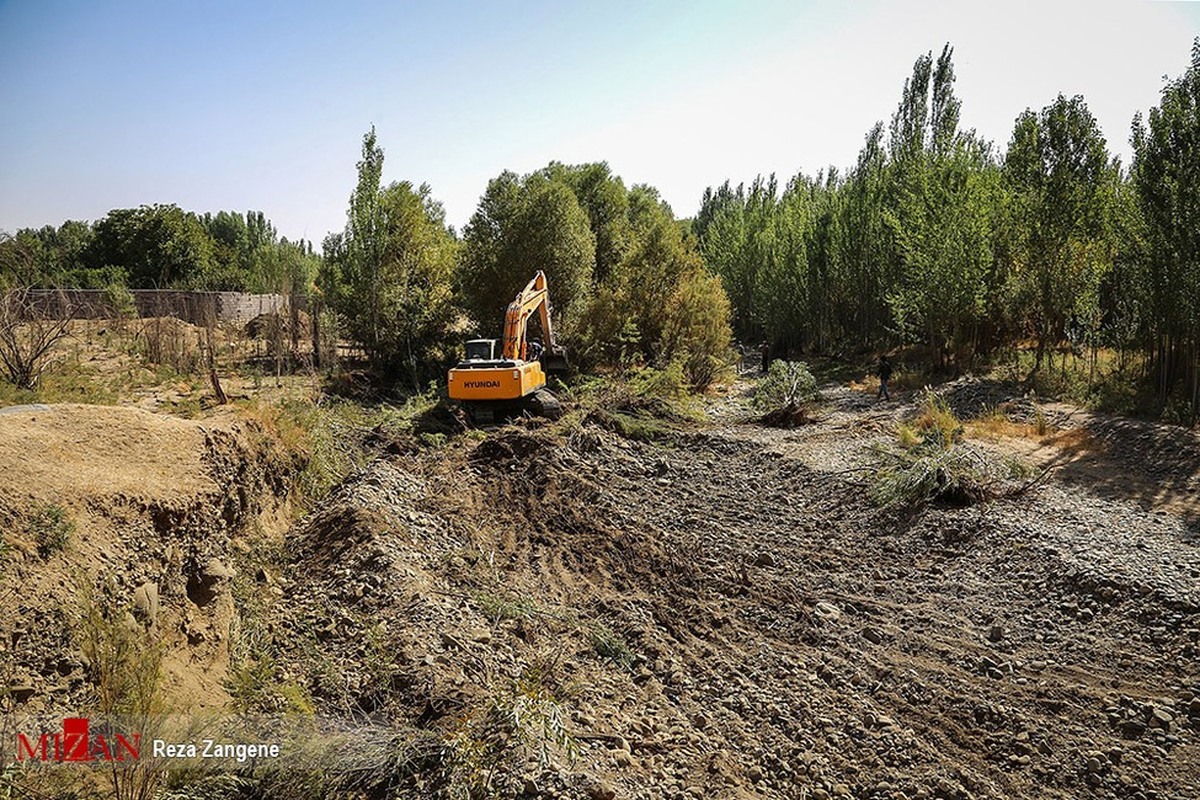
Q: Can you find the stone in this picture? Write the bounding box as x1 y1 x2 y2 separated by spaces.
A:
988 624 1005 642
203 558 234 580
8 682 35 703
815 602 841 621
863 627 883 644
753 552 776 568
585 779 616 800
132 582 159 623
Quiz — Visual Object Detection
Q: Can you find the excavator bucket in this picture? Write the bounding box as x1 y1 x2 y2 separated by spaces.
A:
541 346 569 374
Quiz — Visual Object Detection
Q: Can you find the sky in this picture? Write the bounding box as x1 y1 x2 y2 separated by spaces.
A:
1 0 1198 244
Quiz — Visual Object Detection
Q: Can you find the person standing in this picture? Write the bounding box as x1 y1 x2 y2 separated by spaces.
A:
877 354 893 401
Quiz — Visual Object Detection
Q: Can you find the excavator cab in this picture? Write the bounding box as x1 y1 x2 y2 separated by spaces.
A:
463 339 500 362
447 271 567 424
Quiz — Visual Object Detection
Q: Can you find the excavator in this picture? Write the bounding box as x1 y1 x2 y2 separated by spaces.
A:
447 270 568 424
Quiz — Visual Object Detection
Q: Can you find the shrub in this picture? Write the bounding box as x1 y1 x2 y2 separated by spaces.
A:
658 268 734 389
443 670 578 798
870 445 988 509
26 503 74 558
754 360 819 411
906 390 963 450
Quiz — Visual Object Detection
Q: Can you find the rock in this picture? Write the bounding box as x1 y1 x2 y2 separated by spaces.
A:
203 558 234 580
469 628 492 644
585 778 616 800
132 582 159 623
815 601 841 621
863 627 883 644
753 552 776 568
1150 707 1173 725
8 682 35 703
1119 719 1147 737
988 624 1005 642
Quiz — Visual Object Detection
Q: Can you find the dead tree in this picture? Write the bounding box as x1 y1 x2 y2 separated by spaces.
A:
0 288 75 390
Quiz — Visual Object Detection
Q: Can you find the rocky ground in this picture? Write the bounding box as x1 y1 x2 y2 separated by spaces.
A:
4 378 1199 800
262 380 1200 799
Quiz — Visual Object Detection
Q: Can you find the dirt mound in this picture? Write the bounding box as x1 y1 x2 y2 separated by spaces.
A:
0 404 295 715
7 381 1200 799
244 310 310 340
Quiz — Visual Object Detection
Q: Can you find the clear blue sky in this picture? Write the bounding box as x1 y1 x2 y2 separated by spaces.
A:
2 1 1198 244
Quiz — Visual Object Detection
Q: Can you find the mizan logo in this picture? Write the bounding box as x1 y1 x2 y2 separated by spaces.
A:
17 718 141 762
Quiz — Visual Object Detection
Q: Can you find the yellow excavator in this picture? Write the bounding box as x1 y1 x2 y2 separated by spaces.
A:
447 270 568 424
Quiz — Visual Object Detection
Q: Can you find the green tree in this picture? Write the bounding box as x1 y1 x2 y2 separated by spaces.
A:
1132 38 1200 418
85 205 215 289
459 171 594 336
322 129 458 384
1003 95 1117 371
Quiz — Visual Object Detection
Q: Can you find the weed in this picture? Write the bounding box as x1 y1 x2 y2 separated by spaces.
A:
226 566 314 715
587 622 634 670
474 592 539 623
1004 456 1035 479
419 431 447 448
908 390 962 449
26 503 74 558
358 623 409 713
443 668 578 798
76 577 166 800
896 423 922 449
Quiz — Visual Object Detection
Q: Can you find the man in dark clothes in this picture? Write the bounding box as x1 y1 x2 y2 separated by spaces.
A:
877 354 893 401
759 341 771 374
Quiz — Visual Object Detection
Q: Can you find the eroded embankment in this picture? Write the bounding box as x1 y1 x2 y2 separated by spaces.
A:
0 404 296 714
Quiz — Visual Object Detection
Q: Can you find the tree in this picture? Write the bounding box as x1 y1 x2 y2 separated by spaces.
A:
1002 94 1116 371
1131 38 1200 418
322 129 459 384
85 205 215 289
0 288 75 390
459 171 594 336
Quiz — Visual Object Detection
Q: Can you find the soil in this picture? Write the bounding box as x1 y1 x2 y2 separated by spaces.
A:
3 377 1198 800
269 380 1200 799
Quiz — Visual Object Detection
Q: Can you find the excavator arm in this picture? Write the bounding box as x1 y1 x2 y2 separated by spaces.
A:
500 270 565 367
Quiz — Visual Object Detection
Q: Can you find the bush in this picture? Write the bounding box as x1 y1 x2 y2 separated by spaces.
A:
905 390 963 450
26 503 74 558
870 445 988 509
658 268 734 389
443 670 578 798
754 360 819 411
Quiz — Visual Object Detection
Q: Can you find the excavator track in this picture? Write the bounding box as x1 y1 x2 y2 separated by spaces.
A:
462 389 563 427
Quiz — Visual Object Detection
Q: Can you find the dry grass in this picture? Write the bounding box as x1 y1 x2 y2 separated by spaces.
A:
964 407 1049 442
